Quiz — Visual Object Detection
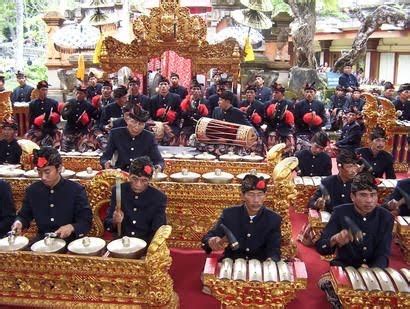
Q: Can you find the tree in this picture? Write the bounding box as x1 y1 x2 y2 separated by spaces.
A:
333 5 407 72
15 0 24 70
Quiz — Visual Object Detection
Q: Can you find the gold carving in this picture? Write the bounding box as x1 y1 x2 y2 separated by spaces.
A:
0 91 12 121
0 225 178 308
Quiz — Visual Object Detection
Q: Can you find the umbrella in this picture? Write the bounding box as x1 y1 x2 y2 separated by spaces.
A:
207 26 264 48
240 0 273 12
231 9 272 30
53 23 100 54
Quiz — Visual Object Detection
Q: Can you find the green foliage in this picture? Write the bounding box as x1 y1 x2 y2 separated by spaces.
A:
24 64 48 82
271 0 291 17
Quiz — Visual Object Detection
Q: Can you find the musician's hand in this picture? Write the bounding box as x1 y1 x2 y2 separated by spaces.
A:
360 264 369 268
112 209 124 225
11 220 23 235
208 236 228 251
331 229 353 247
387 199 401 211
314 197 326 210
104 161 113 169
55 224 74 239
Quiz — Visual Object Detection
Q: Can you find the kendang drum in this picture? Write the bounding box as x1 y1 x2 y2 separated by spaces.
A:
330 266 410 308
195 117 257 149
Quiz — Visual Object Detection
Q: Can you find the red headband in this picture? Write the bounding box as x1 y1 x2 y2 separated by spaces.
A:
37 157 48 168
143 165 152 175
256 180 266 190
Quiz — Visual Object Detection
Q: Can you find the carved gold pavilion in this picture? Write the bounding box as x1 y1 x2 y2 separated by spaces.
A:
99 0 242 82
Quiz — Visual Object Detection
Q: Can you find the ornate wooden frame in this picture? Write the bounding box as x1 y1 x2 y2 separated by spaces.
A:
99 0 242 83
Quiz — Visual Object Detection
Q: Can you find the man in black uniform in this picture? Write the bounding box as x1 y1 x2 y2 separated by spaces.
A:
384 179 410 217
356 127 395 179
202 174 281 261
294 83 326 151
149 76 182 145
0 72 6 92
317 172 394 308
254 74 272 104
0 118 22 164
382 82 395 101
207 79 239 116
295 131 331 177
205 71 221 99
393 83 410 121
338 64 359 92
343 87 364 112
101 104 164 171
61 85 99 152
128 76 149 110
91 80 115 109
308 149 359 213
99 86 128 132
0 180 16 237
264 83 295 152
11 147 92 242
335 107 362 152
169 72 188 100
11 71 34 104
104 156 167 242
329 85 347 131
212 90 251 126
25 80 61 147
86 72 102 101
239 85 265 134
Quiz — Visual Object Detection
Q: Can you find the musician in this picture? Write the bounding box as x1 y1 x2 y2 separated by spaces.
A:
254 74 272 103
343 87 364 112
26 80 61 147
86 71 102 101
11 147 92 242
104 156 167 242
91 80 115 109
239 85 265 133
0 180 16 237
295 131 331 177
317 172 394 307
205 71 221 99
384 179 410 216
98 86 128 132
0 118 22 164
356 127 395 179
393 83 410 121
338 64 359 92
207 79 239 116
179 80 208 145
100 104 164 171
11 71 34 104
128 76 149 110
202 174 281 261
308 149 359 213
293 83 326 150
169 72 188 100
335 107 362 152
149 76 182 145
329 85 347 131
212 90 252 126
264 83 295 152
382 82 395 101
61 85 100 152
316 171 394 267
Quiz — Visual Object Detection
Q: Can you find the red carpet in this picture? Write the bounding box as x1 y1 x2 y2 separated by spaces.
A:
170 208 408 309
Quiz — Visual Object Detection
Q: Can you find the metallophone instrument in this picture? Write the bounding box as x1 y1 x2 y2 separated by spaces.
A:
330 265 410 308
203 257 307 308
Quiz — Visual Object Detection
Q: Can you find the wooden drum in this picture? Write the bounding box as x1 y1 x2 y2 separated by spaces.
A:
195 117 257 148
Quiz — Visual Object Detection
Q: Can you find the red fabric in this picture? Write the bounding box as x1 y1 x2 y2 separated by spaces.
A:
198 104 208 116
49 112 60 125
166 110 177 124
303 112 322 126
156 108 166 118
34 114 45 127
284 110 295 125
91 95 101 109
58 102 65 113
266 104 277 118
181 99 190 112
79 113 90 126
251 113 262 125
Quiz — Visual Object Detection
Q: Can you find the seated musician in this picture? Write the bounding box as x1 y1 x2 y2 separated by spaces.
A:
179 80 208 146
295 131 331 177
26 80 61 147
11 147 92 242
308 149 359 213
329 85 347 131
393 83 410 121
212 90 252 127
343 87 365 112
317 172 394 307
335 107 362 152
100 103 164 171
91 80 115 109
104 156 167 242
61 85 99 152
207 79 239 116
201 174 281 261
0 118 22 164
356 127 395 179
384 178 410 216
128 76 149 110
238 85 265 135
0 180 16 237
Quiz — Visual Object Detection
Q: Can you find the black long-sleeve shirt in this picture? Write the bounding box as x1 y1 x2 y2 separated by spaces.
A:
356 147 396 179
0 180 16 237
294 99 326 135
0 139 22 164
295 149 332 177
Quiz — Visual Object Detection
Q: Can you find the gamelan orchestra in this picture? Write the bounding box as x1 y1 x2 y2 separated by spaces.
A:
0 9 410 309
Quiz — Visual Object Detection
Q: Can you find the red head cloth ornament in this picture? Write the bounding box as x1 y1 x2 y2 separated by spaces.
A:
256 180 266 190
373 178 382 186
37 157 48 168
144 165 152 175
